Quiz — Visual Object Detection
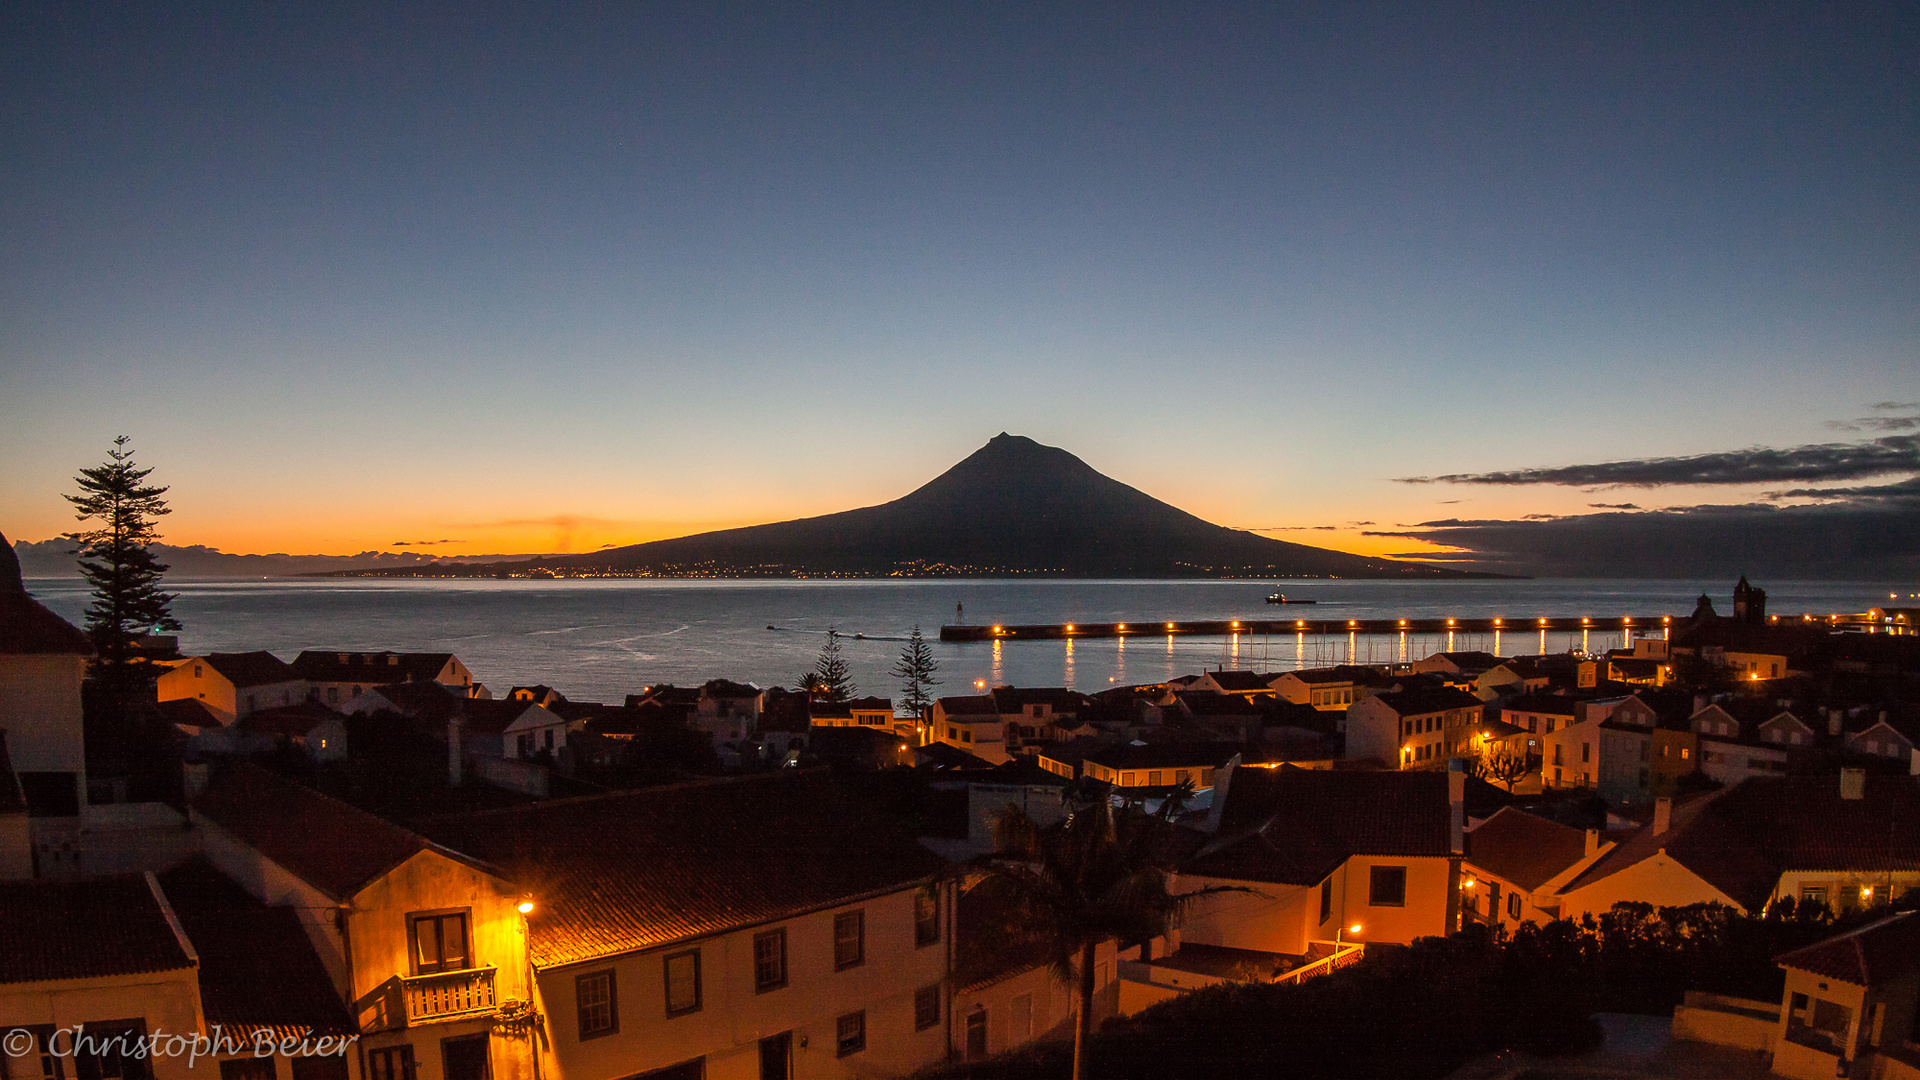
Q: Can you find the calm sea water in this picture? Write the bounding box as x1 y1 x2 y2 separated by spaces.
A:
21 577 1910 705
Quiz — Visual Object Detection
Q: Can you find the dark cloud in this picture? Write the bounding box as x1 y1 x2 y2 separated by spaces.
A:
1871 402 1920 411
1763 476 1920 504
1589 502 1641 510
1397 434 1920 488
1825 415 1920 432
1349 520 1376 526
1370 485 1919 578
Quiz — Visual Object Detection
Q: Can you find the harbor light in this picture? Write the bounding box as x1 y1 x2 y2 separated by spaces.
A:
1066 624 1075 632
992 625 1003 634
1166 622 1176 630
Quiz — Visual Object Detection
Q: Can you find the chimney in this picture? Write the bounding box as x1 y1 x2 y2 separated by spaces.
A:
1652 797 1672 836
1840 767 1866 801
1584 828 1600 858
1692 693 1707 717
1827 708 1842 738
1448 758 1466 855
447 717 465 787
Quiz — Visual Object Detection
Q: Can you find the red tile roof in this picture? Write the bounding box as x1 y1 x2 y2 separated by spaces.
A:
1776 911 1920 986
938 694 1000 716
1186 767 1454 885
422 771 949 969
1466 807 1590 892
0 874 192 983
202 651 302 688
1561 775 1920 911
157 859 356 1039
192 762 452 900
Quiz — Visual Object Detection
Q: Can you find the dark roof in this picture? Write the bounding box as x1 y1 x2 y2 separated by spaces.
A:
845 696 893 712
1430 651 1503 671
915 741 998 770
1080 742 1236 771
938 694 1000 717
0 534 94 655
0 874 192 983
193 762 441 900
1500 693 1581 716
203 651 301 688
1775 911 1920 986
1206 670 1279 692
1366 687 1486 716
1561 775 1920 911
757 688 814 733
458 699 554 735
421 772 949 968
701 679 762 699
1466 807 1590 892
292 650 454 685
242 702 343 737
993 687 1091 711
1279 667 1361 684
157 697 225 729
810 701 854 720
1173 691 1267 718
362 679 464 720
156 859 356 1039
1186 767 1453 885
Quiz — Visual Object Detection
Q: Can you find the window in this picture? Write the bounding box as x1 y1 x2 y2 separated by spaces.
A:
834 910 865 970
1581 743 1591 763
835 1011 866 1057
1174 769 1190 785
961 730 972 743
915 888 940 947
1368 865 1406 907
1319 878 1333 923
1122 772 1136 786
409 911 470 974
914 985 942 1031
1147 771 1162 786
664 950 701 1016
440 1033 489 1080
576 970 617 1040
752 929 786 992
1012 993 1034 1042
1508 892 1522 920
366 1048 415 1080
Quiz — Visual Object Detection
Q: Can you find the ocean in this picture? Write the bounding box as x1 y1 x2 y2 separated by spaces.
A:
21 577 1909 705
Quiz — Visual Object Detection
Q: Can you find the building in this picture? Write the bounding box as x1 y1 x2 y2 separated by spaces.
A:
1172 765 1465 958
0 539 93 877
158 652 306 724
191 763 537 1080
1554 774 1920 919
425 772 956 1080
1271 668 1370 712
241 702 351 764
1346 688 1486 770
1672 910 1920 1080
930 696 1008 764
1065 743 1232 792
1189 671 1279 699
454 700 572 762
1462 807 1610 930
293 651 478 707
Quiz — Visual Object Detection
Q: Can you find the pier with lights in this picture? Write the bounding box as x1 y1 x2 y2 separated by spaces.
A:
939 616 1675 642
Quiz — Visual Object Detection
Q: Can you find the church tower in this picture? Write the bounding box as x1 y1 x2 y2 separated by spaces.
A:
1732 576 1767 625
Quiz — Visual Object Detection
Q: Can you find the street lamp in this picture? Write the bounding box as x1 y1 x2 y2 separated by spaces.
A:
1336 923 1362 945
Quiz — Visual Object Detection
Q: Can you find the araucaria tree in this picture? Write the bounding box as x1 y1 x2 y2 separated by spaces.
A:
66 436 180 681
974 794 1244 1080
890 625 940 717
806 626 856 702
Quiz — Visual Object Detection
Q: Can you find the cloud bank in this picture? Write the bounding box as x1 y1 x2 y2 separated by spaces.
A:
1398 433 1920 488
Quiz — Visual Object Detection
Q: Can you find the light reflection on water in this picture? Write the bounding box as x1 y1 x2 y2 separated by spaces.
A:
18 576 1902 705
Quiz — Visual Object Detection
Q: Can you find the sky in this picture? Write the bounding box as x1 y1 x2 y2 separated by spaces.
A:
2 1 1915 571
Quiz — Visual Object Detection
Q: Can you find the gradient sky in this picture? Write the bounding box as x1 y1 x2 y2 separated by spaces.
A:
3 1 1914 560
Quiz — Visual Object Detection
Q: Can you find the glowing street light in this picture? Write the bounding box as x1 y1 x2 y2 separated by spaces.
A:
518 899 535 915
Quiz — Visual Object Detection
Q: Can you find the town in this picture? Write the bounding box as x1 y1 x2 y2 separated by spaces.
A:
6 527 1920 1080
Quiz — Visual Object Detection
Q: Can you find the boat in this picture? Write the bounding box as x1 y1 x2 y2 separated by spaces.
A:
1266 593 1317 604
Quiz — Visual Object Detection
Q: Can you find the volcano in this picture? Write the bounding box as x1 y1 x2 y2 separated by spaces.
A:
389 435 1484 578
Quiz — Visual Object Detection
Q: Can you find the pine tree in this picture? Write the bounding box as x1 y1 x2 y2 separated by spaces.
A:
65 436 180 681
808 627 856 702
890 625 940 717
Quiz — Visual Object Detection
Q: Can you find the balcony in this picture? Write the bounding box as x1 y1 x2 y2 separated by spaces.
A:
401 966 497 1025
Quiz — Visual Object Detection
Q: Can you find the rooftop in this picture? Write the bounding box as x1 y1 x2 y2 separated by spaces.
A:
1776 910 1920 986
1466 807 1591 892
0 874 192 984
1187 767 1454 885
422 771 948 969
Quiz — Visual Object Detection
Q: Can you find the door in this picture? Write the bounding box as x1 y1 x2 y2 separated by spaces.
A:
441 1035 489 1080
757 1032 791 1080
965 1008 988 1061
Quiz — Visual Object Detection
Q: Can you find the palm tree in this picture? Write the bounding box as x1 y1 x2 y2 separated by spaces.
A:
971 786 1244 1080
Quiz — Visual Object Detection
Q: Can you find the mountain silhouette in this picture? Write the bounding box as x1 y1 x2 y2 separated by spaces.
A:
446 434 1476 579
